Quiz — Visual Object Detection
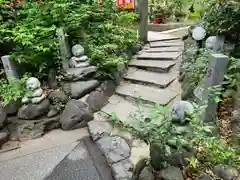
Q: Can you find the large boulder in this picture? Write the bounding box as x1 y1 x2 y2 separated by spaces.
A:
160 166 184 180
213 164 239 180
0 106 7 129
60 99 93 130
139 166 155 180
17 99 50 120
4 99 21 115
0 128 9 147
48 90 68 104
63 80 99 99
64 66 97 81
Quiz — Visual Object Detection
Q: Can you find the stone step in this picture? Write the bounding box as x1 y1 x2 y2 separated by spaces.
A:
137 52 181 60
123 68 177 88
143 46 183 52
101 95 142 123
116 83 179 105
150 40 184 48
148 32 180 42
128 59 176 73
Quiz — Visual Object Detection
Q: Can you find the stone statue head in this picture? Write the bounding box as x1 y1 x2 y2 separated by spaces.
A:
205 36 216 50
26 77 41 90
72 44 84 57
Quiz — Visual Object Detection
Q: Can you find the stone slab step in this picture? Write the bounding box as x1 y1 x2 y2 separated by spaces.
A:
101 95 142 123
116 83 179 105
143 46 183 52
129 59 176 73
148 31 180 42
124 68 177 88
150 40 184 48
137 52 181 60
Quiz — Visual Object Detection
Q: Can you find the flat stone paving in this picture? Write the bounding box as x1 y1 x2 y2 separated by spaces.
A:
124 68 177 88
143 46 183 52
129 60 176 73
116 83 179 105
148 31 180 42
137 52 181 60
150 40 184 48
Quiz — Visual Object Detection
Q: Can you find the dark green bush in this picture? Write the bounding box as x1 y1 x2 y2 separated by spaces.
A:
0 0 138 79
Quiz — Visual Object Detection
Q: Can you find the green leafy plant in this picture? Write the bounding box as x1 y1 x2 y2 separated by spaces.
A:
0 0 138 79
0 75 28 106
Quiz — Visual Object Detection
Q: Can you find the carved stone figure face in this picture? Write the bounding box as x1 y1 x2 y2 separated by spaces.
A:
205 36 216 50
26 77 41 90
72 44 84 57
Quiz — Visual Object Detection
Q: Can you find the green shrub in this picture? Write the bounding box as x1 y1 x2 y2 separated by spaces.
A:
0 0 138 79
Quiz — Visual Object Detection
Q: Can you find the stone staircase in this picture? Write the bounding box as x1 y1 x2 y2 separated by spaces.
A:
101 32 183 122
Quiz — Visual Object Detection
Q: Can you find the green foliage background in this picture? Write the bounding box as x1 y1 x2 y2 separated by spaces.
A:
0 0 138 79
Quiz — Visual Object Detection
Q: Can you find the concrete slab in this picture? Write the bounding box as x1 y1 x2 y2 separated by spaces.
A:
124 68 177 88
137 52 181 60
44 139 113 180
150 40 184 48
143 46 183 52
0 128 89 162
0 142 78 180
148 31 179 42
116 83 179 105
129 59 176 73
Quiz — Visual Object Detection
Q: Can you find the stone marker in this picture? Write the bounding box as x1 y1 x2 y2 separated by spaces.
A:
56 27 71 70
1 55 20 83
194 53 229 122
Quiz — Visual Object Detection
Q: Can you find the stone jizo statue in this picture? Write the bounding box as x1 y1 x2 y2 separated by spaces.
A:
205 36 225 52
22 77 46 104
69 44 90 68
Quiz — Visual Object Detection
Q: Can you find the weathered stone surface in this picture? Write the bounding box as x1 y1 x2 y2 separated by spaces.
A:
116 83 178 105
0 141 20 153
48 90 68 104
0 128 9 147
64 66 97 81
97 136 130 164
88 120 112 141
129 60 176 73
0 106 7 128
60 99 93 130
137 52 181 60
111 159 133 180
148 32 179 42
97 80 117 97
124 68 177 88
72 44 84 57
195 175 213 180
139 166 154 180
86 90 108 113
48 68 58 89
171 101 194 124
17 99 50 120
4 99 21 115
47 106 59 118
160 166 184 180
150 40 184 48
8 115 60 141
213 164 239 180
101 95 148 123
143 46 183 52
64 80 99 99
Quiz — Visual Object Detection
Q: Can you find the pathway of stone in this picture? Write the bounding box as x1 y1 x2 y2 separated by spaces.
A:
102 32 183 122
88 31 184 180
